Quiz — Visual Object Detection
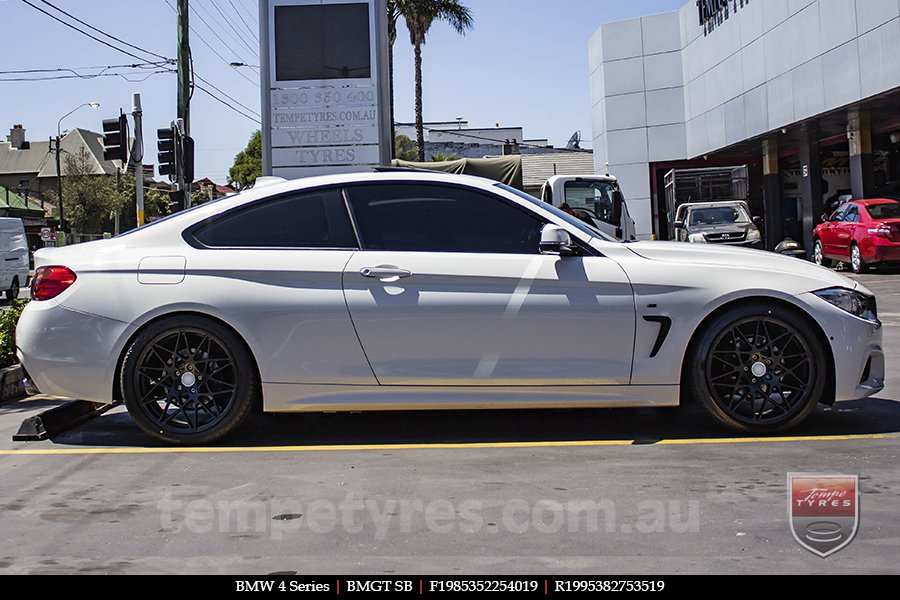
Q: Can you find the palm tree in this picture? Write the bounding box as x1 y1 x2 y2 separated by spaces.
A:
390 0 473 161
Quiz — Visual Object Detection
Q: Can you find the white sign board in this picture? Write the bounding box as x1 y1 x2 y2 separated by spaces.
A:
260 0 391 179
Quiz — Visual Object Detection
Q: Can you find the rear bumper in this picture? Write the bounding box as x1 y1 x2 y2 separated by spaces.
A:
864 243 900 264
16 301 135 404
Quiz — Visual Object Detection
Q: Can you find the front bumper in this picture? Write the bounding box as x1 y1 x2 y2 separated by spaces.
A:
800 292 884 402
16 301 136 404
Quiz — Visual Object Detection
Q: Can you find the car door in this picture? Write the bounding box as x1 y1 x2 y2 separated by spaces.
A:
819 205 846 256
835 205 860 257
183 187 376 386
342 182 636 387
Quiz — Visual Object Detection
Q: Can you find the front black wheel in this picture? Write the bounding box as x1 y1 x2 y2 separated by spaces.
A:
687 304 827 433
121 316 257 444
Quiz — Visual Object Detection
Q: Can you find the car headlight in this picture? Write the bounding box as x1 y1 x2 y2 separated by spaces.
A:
814 288 878 321
688 233 707 243
746 229 761 242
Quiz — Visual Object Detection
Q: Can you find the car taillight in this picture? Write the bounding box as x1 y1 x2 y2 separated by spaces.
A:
31 266 77 301
868 225 893 238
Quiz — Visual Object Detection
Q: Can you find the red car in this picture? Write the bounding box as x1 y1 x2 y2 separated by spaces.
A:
814 199 900 273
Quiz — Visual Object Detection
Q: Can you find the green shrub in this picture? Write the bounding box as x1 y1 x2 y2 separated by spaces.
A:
0 299 28 369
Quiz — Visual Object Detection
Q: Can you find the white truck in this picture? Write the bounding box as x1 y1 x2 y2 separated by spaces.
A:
540 175 637 241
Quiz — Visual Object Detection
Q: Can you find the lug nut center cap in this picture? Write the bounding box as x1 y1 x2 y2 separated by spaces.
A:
181 372 197 387
751 361 767 378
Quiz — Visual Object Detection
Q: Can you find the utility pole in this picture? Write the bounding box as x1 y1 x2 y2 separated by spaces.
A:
54 135 64 230
177 0 192 207
132 93 145 227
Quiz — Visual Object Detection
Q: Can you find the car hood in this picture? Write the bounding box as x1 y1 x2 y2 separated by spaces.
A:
624 241 865 292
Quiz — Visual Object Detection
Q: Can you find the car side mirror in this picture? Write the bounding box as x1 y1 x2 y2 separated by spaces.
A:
674 220 685 229
540 224 577 256
612 190 625 224
752 216 763 227
820 213 829 223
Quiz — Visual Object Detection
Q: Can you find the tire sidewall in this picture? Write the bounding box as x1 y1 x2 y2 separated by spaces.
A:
687 303 827 433
121 315 257 445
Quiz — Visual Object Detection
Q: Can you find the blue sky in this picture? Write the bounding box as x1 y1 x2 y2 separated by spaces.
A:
1 0 686 182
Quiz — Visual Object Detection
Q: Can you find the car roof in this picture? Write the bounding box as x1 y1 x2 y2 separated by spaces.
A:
853 198 900 205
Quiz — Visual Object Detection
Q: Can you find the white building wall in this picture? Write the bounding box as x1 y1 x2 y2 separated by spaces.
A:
590 0 900 239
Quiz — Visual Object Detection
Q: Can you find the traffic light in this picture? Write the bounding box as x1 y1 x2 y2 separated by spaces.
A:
167 189 186 213
157 126 178 180
102 114 129 163
182 136 195 183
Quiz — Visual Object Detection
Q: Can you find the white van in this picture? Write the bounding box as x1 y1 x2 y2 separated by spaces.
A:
0 218 29 300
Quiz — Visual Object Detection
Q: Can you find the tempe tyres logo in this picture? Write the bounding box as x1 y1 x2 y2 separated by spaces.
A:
788 474 859 557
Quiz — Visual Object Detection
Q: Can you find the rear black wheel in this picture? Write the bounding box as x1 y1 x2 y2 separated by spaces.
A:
687 304 826 433
6 277 19 301
122 315 257 444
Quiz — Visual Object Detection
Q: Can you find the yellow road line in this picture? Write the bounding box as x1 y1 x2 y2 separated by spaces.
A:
0 432 897 456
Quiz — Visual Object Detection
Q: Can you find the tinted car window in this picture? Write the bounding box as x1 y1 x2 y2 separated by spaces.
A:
192 188 357 248
831 206 848 222
845 206 860 223
345 184 543 254
865 202 900 220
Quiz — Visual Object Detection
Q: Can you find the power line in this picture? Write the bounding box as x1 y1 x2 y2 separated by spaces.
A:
236 0 259 26
194 84 261 123
21 0 154 63
38 0 174 64
190 0 258 63
0 62 169 76
226 0 259 44
193 72 260 118
163 0 258 87
0 70 175 83
207 0 259 57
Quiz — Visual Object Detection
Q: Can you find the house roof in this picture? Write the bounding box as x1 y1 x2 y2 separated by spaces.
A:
38 128 119 178
0 139 53 175
0 128 120 179
520 151 595 190
0 186 47 216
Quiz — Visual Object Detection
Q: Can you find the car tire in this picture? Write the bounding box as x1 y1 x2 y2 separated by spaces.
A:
813 240 831 268
850 243 867 274
6 277 19 301
121 315 258 445
687 303 827 433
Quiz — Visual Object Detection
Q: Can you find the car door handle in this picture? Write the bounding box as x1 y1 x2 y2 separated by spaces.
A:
360 267 412 280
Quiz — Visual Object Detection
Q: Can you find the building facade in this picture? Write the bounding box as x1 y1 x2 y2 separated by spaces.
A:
590 0 900 249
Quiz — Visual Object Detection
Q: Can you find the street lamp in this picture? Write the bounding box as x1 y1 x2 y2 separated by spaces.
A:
55 102 100 232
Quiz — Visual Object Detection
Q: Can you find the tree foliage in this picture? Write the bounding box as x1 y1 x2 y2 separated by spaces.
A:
394 134 418 161
58 148 128 234
229 130 262 190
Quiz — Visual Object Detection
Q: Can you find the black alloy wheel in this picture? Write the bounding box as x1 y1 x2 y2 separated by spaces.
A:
122 316 257 444
688 304 826 432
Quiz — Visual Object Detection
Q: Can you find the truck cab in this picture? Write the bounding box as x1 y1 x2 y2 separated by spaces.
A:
540 175 637 241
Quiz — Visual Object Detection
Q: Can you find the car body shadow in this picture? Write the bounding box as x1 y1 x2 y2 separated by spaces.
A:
22 396 900 448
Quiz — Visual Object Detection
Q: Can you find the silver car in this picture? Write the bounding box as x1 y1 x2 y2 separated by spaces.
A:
674 201 764 248
17 172 883 444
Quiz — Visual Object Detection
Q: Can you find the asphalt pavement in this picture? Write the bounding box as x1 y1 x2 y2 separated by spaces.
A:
0 270 898 574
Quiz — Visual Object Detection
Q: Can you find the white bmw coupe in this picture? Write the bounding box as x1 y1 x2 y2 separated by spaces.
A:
17 172 884 444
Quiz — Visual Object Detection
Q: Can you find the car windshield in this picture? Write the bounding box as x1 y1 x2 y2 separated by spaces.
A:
495 183 619 242
563 180 616 224
865 202 900 220
689 206 749 226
